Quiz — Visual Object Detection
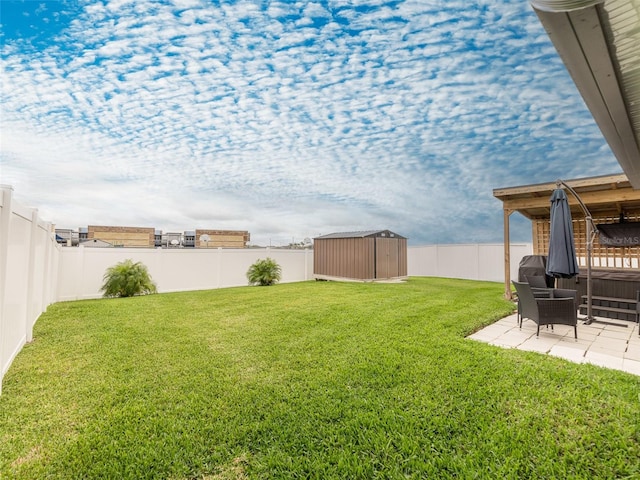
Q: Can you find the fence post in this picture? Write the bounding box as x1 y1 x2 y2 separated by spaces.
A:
42 222 53 307
26 209 39 343
217 247 222 288
76 245 86 300
48 227 59 305
0 186 14 394
154 246 162 292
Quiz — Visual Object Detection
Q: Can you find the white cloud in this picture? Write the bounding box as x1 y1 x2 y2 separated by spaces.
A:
0 0 621 246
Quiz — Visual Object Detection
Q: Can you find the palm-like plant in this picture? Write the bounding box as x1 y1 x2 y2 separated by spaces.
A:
100 259 157 298
247 257 282 286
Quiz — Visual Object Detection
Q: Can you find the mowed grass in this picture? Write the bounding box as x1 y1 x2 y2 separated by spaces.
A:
1 277 639 479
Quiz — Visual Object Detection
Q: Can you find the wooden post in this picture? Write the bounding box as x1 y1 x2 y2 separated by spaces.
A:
503 208 513 299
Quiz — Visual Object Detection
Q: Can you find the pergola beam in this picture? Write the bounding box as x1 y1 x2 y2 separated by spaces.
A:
492 174 628 197
500 188 640 212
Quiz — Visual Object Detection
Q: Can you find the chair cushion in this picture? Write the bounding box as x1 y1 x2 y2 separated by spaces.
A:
526 275 548 288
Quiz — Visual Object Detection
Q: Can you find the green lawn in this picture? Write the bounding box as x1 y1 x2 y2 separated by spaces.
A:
1 277 639 479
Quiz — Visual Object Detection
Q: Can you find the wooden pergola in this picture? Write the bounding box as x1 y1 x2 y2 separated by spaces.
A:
493 173 640 299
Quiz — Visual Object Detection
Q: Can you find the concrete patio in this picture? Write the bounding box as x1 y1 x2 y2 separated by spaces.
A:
468 313 640 377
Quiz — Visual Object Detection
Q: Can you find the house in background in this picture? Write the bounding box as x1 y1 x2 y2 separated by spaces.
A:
55 228 79 246
55 225 251 248
80 238 113 248
87 225 155 247
313 230 407 282
184 231 196 247
160 232 183 248
196 229 250 248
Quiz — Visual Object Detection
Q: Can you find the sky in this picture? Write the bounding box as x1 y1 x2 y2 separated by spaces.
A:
0 0 622 247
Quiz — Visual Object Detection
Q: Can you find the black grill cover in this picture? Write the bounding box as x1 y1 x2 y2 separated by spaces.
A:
518 255 553 287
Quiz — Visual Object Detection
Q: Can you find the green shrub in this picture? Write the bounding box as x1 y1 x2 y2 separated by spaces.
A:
100 259 157 298
247 257 282 286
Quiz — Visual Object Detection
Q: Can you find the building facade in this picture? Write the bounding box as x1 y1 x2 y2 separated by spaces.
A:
196 229 250 248
56 226 251 248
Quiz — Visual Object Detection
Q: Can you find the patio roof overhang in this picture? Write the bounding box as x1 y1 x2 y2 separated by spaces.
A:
493 172 640 298
493 173 640 220
529 0 640 187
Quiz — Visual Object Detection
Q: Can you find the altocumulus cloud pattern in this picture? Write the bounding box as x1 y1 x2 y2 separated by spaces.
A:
0 0 621 245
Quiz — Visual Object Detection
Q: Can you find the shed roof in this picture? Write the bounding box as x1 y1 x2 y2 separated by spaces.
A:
314 230 406 240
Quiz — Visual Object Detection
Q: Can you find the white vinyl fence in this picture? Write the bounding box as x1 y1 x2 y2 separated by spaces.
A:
408 243 533 283
58 246 314 301
56 243 532 302
0 186 60 395
1 186 534 394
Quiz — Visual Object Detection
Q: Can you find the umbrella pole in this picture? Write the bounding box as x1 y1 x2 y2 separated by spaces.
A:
557 180 628 327
556 180 597 323
584 216 595 325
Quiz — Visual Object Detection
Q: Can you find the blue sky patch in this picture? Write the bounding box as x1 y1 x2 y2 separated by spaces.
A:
0 0 82 51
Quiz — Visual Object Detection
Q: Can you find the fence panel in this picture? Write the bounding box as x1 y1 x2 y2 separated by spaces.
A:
0 186 60 394
58 244 531 302
408 243 533 282
2 202 31 382
57 247 315 301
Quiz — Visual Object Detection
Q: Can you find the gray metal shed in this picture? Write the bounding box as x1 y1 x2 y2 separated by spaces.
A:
313 230 407 281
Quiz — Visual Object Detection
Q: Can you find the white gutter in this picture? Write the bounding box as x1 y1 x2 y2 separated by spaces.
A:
530 0 605 12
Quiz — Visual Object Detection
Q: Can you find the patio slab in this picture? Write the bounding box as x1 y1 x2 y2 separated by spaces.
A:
548 344 586 364
585 350 625 370
598 328 633 341
622 358 640 375
625 347 640 362
468 313 639 377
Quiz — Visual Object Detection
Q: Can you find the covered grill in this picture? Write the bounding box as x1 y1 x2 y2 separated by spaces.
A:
518 255 553 287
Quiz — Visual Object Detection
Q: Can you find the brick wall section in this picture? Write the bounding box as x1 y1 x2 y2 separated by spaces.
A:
195 229 250 248
88 225 155 247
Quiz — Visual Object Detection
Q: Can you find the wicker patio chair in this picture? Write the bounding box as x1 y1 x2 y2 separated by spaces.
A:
525 274 557 298
515 276 553 326
525 275 548 288
512 281 578 339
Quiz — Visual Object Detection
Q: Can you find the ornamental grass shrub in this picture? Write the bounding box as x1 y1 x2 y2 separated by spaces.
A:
247 257 282 286
100 259 157 298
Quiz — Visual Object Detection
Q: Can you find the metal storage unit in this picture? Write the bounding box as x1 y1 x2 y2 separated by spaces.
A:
313 230 407 281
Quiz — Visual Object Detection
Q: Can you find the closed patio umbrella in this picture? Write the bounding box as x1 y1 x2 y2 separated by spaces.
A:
546 188 579 278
